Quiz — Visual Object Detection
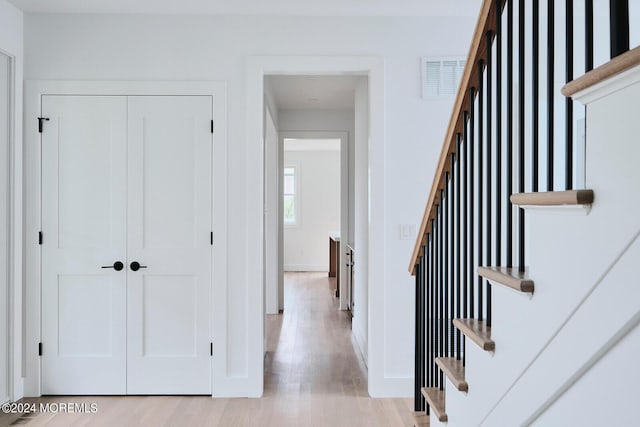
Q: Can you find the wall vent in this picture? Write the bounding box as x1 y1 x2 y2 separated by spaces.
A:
422 57 466 98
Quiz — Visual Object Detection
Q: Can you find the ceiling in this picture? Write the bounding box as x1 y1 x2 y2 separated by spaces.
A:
266 75 361 111
8 0 480 16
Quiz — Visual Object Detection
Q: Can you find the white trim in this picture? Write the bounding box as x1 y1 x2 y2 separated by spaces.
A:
571 63 640 105
0 4 23 400
7 52 15 405
0 50 14 406
247 56 386 397
24 80 228 397
518 204 592 216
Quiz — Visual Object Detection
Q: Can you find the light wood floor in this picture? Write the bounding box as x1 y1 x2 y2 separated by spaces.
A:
1 272 415 427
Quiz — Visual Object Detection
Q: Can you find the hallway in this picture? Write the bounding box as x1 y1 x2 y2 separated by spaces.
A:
0 273 414 427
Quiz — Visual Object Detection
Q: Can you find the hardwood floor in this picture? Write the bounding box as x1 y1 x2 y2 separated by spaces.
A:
0 272 415 427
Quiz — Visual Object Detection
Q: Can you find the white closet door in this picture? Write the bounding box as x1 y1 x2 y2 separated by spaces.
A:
41 96 128 394
126 96 212 394
0 52 10 404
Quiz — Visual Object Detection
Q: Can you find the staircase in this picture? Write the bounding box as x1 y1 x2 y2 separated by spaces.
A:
409 1 640 425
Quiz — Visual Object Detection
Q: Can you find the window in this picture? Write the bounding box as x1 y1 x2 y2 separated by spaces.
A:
422 57 466 98
283 166 297 225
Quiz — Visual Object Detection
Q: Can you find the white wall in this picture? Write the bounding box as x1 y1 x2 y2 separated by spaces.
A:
283 149 340 271
23 13 476 397
264 86 280 314
0 0 23 402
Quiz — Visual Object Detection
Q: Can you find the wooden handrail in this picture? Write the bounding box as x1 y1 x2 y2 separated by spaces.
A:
409 0 503 275
562 45 640 97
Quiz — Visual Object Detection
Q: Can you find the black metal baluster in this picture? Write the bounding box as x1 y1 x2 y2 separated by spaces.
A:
449 154 455 358
414 256 422 411
585 0 593 71
425 240 430 399
532 0 540 192
438 198 444 388
420 254 426 410
462 111 469 366
496 0 503 273
547 0 555 191
507 0 514 269
421 252 429 406
518 0 526 272
443 179 449 359
566 0 574 190
485 31 493 327
431 218 437 388
424 247 429 396
432 217 442 387
478 60 485 321
610 0 630 58
468 88 476 318
455 134 462 361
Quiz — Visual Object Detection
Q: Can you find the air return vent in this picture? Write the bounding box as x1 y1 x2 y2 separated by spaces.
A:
422 57 466 98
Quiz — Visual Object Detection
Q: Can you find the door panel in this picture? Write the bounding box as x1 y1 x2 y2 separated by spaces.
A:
57 275 116 357
142 275 197 357
141 114 198 249
41 95 127 395
126 96 212 394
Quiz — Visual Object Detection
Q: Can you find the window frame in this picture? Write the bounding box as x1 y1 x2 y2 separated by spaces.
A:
283 164 299 227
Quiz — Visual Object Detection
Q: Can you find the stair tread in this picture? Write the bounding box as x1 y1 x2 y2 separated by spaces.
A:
435 357 468 392
421 387 448 422
411 411 430 427
510 189 594 206
563 46 640 97
478 266 534 293
453 319 495 351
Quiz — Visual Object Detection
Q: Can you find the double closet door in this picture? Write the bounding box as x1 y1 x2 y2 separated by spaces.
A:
41 95 213 395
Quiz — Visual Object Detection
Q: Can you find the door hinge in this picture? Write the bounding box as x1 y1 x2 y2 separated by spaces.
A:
38 342 42 356
38 117 50 133
210 120 214 134
210 232 213 246
210 342 213 356
38 231 43 245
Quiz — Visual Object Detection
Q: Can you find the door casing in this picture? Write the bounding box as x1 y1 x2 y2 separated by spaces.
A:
0 50 13 405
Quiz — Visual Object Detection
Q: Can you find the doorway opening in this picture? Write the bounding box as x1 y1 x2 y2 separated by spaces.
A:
282 137 342 303
262 73 370 390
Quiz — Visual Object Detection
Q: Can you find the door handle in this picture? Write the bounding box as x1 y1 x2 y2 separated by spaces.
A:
130 261 147 272
102 261 124 271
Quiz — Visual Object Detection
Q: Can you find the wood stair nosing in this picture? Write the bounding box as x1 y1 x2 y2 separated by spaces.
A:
510 189 594 207
478 266 534 293
435 357 468 392
411 411 429 427
453 318 495 352
421 387 448 422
